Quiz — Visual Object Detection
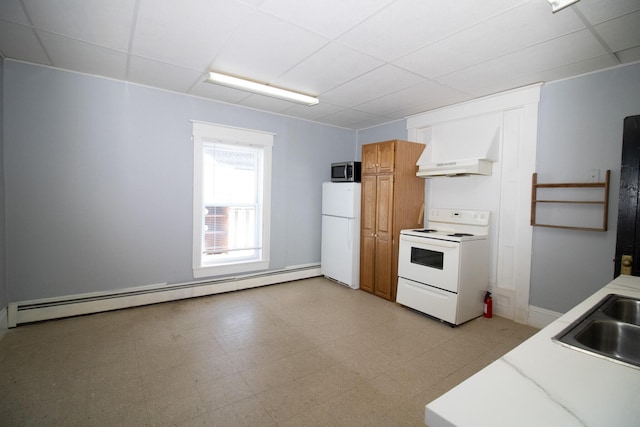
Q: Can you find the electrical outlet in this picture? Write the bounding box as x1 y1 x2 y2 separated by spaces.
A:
588 169 600 182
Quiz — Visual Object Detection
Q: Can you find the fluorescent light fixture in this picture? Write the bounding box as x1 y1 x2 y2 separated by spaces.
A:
547 0 580 13
206 71 319 106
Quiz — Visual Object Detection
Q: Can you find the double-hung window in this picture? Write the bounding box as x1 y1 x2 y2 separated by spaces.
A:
192 122 273 278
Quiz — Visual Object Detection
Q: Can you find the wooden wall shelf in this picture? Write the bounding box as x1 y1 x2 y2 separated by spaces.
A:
531 170 610 231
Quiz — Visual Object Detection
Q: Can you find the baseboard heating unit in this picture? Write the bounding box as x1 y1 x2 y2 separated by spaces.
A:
7 264 321 327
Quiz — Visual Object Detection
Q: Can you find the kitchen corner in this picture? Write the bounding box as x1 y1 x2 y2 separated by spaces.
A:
425 274 640 427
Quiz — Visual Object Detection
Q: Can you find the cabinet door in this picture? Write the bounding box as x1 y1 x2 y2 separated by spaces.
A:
359 175 377 293
374 175 394 300
375 175 394 239
362 144 378 175
374 237 393 300
377 141 396 174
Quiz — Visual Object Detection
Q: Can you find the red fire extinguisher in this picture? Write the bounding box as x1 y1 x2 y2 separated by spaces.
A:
484 292 493 318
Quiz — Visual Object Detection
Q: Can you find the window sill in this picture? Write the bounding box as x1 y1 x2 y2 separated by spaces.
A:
193 260 269 279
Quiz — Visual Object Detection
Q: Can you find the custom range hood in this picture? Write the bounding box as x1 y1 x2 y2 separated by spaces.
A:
415 112 501 178
417 157 493 177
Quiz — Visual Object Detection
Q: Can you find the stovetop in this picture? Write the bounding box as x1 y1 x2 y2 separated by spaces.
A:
400 208 491 243
400 228 487 242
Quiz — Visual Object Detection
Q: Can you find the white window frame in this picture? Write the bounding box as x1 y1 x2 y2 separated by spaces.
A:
192 121 273 278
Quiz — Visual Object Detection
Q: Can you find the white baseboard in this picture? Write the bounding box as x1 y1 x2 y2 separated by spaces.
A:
0 306 7 341
488 285 562 329
527 305 562 329
8 265 321 327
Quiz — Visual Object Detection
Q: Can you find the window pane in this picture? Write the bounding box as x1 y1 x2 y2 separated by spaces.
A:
203 144 258 205
201 142 261 262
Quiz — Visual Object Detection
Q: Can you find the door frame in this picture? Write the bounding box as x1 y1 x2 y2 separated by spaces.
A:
614 115 640 277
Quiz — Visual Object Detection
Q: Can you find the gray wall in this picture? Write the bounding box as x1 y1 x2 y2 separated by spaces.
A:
356 120 408 159
0 57 6 311
3 61 355 302
531 61 640 313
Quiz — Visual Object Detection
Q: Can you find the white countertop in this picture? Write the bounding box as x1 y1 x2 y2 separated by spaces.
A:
425 275 640 427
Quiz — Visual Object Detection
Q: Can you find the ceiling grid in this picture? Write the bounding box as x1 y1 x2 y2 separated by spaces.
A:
1 0 638 129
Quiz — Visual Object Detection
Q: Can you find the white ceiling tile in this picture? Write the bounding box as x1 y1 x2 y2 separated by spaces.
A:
536 54 620 83
339 0 525 61
237 0 265 6
0 0 30 24
321 64 423 107
455 79 532 99
319 108 379 128
189 80 253 104
396 0 585 79
355 80 471 117
469 54 619 99
575 0 640 25
350 93 408 116
127 56 203 93
22 0 135 51
593 11 640 52
514 29 611 72
237 93 300 112
616 45 640 63
437 30 608 94
273 42 384 95
258 0 394 38
38 31 127 80
350 115 399 129
212 11 329 82
0 21 50 64
280 102 345 121
395 42 477 81
133 0 253 71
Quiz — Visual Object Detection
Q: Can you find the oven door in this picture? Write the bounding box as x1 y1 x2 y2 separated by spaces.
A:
398 234 460 293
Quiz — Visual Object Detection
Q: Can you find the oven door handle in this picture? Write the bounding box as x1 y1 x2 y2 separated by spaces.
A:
400 236 458 249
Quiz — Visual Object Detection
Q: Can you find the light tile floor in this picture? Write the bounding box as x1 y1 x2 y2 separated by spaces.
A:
0 277 538 426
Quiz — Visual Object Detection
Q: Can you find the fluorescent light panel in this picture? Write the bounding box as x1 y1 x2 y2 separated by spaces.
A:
206 71 319 106
547 0 580 13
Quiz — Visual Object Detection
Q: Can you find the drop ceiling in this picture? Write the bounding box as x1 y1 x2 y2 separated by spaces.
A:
1 0 639 130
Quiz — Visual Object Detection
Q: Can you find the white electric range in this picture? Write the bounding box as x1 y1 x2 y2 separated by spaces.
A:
396 208 490 326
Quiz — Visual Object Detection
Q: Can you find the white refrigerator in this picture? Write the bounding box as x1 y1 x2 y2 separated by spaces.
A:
321 182 361 289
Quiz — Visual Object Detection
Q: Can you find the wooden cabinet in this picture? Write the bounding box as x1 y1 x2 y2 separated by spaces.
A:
360 140 425 301
360 174 394 298
362 140 396 174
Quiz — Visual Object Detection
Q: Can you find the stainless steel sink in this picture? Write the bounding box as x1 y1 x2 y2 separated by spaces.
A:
553 294 640 369
603 297 640 326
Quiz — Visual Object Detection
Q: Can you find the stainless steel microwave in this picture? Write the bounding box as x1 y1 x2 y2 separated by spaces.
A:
331 161 361 182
